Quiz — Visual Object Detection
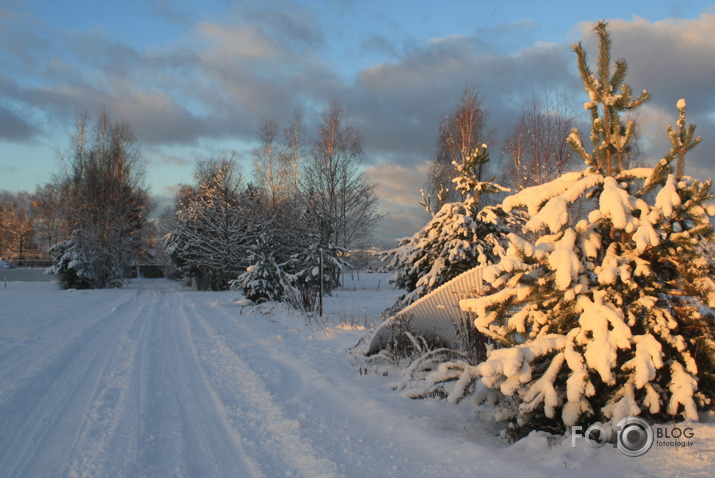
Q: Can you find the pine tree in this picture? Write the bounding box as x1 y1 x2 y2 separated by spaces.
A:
401 21 715 439
385 145 519 307
567 21 650 177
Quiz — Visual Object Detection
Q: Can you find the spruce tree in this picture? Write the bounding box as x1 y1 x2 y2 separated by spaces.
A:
400 21 715 439
385 145 519 308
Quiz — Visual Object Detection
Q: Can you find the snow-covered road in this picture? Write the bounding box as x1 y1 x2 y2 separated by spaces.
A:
1 279 713 477
1 281 340 477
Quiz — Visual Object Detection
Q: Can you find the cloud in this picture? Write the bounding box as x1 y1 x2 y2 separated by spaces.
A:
1 4 714 241
155 152 192 166
359 34 401 59
364 161 432 244
351 35 578 166
198 23 286 63
579 15 715 114
352 14 715 239
0 106 36 141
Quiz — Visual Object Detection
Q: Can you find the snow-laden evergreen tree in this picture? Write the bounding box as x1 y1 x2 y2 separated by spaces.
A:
230 233 298 304
49 235 96 289
400 21 715 439
232 233 350 310
385 145 519 307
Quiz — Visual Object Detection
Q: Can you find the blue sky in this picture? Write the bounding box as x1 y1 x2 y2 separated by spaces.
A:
2 0 715 243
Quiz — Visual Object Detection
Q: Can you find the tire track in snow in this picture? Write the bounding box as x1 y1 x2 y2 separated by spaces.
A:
0 291 134 407
69 286 268 477
182 298 342 478
140 291 267 478
127 287 190 477
196 298 493 477
65 288 159 478
0 291 141 478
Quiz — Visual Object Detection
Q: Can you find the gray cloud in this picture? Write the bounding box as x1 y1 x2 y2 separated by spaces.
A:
364 161 432 244
598 16 715 113
0 106 36 141
155 153 193 166
350 37 580 166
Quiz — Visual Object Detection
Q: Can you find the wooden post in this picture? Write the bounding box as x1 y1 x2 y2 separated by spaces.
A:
319 248 324 317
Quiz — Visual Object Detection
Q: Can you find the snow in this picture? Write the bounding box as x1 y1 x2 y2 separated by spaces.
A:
599 176 638 231
548 229 581 290
577 293 632 385
654 174 682 218
1 279 713 477
668 362 700 421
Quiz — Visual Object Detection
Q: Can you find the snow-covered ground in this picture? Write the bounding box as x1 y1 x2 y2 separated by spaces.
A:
0 277 712 477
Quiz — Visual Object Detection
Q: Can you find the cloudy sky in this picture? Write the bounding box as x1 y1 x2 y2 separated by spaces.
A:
1 0 714 244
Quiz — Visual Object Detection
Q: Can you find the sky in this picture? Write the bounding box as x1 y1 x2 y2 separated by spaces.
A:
1 0 715 245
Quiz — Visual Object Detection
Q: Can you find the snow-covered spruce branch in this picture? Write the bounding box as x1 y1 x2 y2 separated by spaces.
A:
400 335 567 405
391 348 474 396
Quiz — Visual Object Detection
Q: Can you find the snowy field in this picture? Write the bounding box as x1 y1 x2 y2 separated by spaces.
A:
0 277 713 477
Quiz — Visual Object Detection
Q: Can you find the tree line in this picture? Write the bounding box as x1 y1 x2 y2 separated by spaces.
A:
0 100 383 309
1 88 594 267
162 100 381 309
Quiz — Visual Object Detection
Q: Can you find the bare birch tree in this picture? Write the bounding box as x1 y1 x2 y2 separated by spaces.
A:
301 99 381 253
253 119 284 208
50 111 150 289
502 91 580 190
426 86 489 211
280 105 305 197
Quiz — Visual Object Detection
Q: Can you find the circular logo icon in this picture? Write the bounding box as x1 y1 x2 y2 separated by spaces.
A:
616 416 654 457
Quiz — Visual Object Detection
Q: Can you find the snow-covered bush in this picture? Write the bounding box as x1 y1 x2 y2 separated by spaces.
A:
49 231 129 290
385 145 521 308
49 236 94 289
401 21 715 439
290 241 351 295
281 241 351 311
232 236 350 313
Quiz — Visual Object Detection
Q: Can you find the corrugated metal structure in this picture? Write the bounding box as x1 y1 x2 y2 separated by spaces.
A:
364 266 486 355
